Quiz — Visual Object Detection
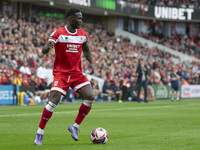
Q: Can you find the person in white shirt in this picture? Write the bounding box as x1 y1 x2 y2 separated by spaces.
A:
36 63 47 79
19 62 31 75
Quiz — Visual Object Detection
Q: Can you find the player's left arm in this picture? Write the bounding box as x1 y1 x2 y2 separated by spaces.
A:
82 41 95 75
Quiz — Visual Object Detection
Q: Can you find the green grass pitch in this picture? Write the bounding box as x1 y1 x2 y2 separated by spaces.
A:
0 99 200 150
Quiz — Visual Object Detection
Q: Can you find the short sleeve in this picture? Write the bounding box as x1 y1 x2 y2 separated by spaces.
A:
82 30 88 43
85 33 88 41
48 30 60 44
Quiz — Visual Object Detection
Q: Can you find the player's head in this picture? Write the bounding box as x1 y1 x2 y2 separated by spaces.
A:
66 8 82 29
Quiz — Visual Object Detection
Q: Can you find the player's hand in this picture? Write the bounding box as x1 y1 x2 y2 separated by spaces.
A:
89 63 95 75
48 41 54 49
42 41 54 54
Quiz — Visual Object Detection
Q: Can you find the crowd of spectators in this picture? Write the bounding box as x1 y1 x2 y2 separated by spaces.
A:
81 24 200 85
138 31 200 59
0 12 200 101
123 0 200 8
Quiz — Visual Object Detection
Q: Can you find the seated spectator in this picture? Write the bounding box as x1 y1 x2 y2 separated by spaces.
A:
14 73 22 86
36 62 48 79
0 72 3 85
108 80 118 100
127 76 138 101
0 72 8 85
29 74 39 94
102 76 115 101
19 62 31 75
29 75 49 103
21 74 30 86
15 72 29 86
38 78 50 102
115 82 122 101
3 75 15 85
90 79 102 101
153 68 161 84
120 80 129 101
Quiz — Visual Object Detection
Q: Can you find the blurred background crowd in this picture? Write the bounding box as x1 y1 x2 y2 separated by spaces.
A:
138 28 200 59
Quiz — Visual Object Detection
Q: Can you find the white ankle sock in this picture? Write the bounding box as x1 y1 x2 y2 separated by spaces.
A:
37 127 44 134
73 123 79 128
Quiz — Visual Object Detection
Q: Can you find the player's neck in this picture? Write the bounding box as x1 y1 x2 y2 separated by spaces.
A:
66 25 76 33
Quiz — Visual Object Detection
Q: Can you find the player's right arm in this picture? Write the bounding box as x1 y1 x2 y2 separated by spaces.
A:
42 41 54 54
42 30 59 54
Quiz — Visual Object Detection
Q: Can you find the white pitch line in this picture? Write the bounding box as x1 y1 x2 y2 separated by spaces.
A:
0 105 172 118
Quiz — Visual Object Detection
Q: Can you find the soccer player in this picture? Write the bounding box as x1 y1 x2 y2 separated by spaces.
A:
170 68 180 101
34 8 95 145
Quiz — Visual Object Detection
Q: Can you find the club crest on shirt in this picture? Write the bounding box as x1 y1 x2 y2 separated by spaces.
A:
54 81 58 86
80 36 83 42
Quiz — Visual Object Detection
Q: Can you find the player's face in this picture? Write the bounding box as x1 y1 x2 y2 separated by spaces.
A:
71 12 83 29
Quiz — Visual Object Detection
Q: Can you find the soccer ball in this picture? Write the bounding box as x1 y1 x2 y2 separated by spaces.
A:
90 127 108 144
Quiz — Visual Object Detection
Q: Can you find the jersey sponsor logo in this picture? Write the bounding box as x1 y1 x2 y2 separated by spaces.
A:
67 44 80 49
66 50 78 53
66 44 80 53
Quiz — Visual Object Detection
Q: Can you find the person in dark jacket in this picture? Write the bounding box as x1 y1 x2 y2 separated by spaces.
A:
136 59 149 103
170 68 180 101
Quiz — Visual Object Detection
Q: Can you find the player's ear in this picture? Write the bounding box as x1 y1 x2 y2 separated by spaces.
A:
68 14 76 21
67 15 72 21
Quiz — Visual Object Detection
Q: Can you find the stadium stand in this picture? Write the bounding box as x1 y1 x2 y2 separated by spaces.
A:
137 28 200 59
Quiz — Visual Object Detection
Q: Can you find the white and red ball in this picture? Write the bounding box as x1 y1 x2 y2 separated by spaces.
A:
90 127 108 144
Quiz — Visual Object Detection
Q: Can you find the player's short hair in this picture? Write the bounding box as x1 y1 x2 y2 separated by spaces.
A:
66 8 81 18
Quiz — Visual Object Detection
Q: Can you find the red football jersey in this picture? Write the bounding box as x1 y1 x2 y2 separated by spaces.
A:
48 26 88 75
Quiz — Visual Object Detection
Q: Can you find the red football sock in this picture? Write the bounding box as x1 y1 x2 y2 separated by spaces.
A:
39 107 53 129
75 103 92 125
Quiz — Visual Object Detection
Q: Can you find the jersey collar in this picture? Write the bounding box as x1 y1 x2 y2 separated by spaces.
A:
65 26 77 35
